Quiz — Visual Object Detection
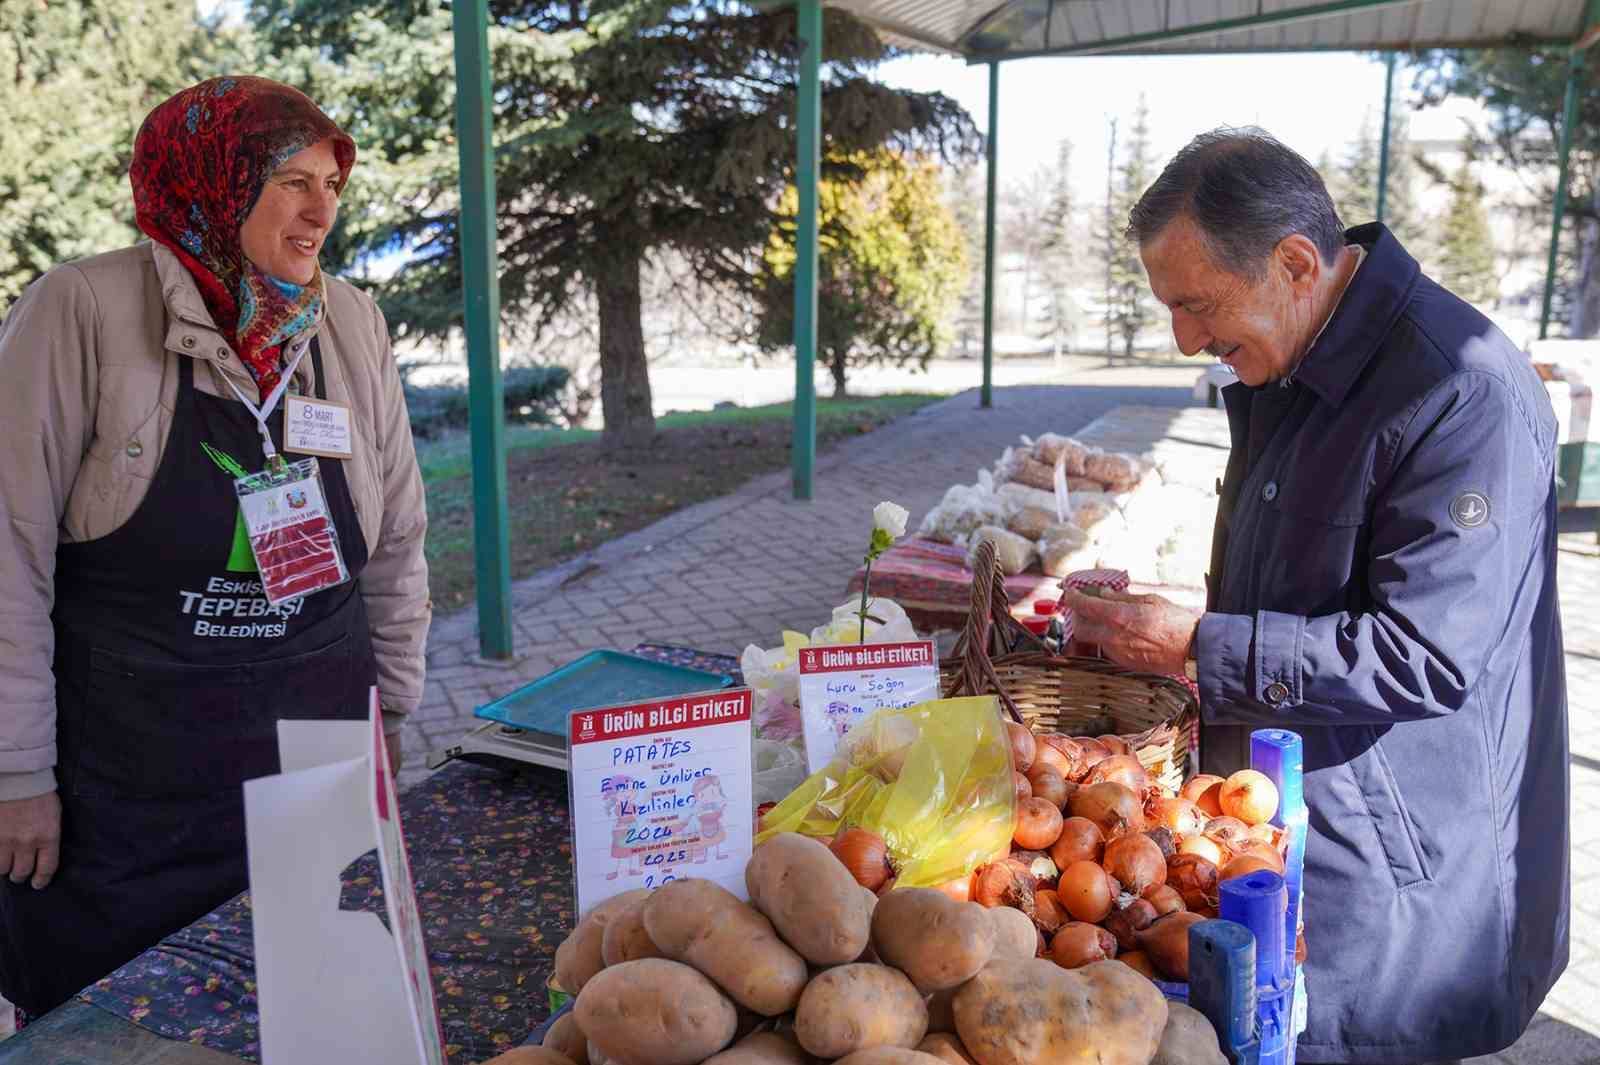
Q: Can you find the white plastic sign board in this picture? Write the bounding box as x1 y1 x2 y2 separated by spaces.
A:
797 640 940 773
568 688 754 918
245 689 445 1065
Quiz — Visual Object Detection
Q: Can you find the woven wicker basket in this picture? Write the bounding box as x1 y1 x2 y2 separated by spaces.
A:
939 540 1198 790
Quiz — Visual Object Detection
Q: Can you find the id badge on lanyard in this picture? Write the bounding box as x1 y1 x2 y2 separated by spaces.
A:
223 339 351 606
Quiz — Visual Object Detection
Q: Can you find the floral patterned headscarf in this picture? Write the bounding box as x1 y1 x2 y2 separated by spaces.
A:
130 76 356 396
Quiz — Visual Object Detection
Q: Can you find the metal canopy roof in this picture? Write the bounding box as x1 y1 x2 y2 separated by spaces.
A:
826 0 1592 60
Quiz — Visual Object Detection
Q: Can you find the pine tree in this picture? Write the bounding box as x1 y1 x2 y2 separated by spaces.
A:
755 150 964 397
246 0 979 451
945 165 986 358
0 0 212 306
1035 138 1075 357
1106 98 1156 360
1439 147 1499 307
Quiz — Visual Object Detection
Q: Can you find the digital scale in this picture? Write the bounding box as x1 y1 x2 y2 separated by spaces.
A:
426 649 736 774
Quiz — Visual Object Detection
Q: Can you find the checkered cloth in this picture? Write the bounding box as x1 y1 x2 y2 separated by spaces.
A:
1052 568 1131 645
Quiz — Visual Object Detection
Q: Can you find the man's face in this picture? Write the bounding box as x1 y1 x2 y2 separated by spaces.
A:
1141 215 1314 387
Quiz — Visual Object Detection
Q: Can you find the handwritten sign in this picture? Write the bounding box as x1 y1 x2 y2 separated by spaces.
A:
797 640 940 773
568 688 754 917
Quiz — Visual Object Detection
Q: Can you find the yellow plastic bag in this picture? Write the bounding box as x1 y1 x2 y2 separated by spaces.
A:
755 696 1016 889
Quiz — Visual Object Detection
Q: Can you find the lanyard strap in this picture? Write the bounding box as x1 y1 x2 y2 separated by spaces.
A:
220 338 313 471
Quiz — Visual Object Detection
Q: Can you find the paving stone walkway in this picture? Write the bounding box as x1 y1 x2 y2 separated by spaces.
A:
403 367 1598 1061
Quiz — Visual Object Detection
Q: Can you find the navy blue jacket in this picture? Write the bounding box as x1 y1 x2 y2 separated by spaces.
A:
1196 225 1569 1063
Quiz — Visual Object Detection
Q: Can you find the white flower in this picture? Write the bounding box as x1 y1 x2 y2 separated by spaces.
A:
873 501 909 539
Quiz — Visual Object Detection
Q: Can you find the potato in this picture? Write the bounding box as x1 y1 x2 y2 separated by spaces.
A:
1151 1002 1228 1065
917 1033 980 1065
554 889 650 994
871 888 995 992
795 963 929 1058
543 1012 590 1065
644 879 808 1015
925 988 957 1034
482 1050 576 1065
953 959 1166 1065
575 958 738 1065
746 833 873 965
601 894 663 966
986 906 1037 961
704 1030 814 1065
835 1050 949 1065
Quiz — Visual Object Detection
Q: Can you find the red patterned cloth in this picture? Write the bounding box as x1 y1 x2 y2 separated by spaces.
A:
1054 568 1131 646
129 76 355 397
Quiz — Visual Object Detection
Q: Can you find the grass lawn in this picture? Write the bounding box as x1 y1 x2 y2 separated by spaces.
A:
418 393 945 612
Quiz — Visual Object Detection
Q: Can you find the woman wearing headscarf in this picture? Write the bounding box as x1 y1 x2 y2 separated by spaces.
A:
0 76 430 1018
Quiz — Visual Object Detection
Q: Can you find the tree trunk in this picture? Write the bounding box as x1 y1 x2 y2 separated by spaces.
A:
596 251 655 452
829 347 849 398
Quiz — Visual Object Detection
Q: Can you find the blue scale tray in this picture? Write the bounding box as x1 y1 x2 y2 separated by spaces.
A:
472 649 735 737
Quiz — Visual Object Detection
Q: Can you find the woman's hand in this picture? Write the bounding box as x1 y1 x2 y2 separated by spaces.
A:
0 791 61 889
1061 588 1201 676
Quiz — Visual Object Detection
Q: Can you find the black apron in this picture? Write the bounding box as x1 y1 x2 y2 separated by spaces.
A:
0 341 377 1016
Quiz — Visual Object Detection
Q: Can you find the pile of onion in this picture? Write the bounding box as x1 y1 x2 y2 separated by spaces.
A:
963 741 1292 984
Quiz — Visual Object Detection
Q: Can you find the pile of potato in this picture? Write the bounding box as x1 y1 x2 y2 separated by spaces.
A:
503 832 1225 1065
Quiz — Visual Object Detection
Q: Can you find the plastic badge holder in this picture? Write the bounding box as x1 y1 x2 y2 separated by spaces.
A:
234 457 350 605
472 650 735 736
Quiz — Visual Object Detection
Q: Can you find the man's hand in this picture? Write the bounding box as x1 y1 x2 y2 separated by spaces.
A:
1062 588 1201 676
0 791 61 890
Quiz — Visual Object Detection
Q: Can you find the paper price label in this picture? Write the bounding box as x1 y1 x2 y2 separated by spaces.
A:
797 640 940 773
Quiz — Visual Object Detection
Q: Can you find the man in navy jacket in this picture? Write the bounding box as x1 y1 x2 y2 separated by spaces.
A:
1066 129 1568 1065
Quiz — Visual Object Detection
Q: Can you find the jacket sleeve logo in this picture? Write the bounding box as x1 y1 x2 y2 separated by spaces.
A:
1450 491 1490 529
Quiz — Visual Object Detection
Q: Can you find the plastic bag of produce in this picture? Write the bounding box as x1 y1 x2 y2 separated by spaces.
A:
966 525 1036 576
756 695 1016 889
753 738 810 806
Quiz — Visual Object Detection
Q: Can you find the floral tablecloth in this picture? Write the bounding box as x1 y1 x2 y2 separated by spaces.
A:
77 644 742 1064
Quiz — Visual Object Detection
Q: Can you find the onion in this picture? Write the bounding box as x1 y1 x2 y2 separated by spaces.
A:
1146 781 1176 802
1135 911 1204 981
1068 781 1145 839
1057 859 1114 923
1148 797 1206 839
1220 770 1280 826
1005 721 1037 774
1049 816 1106 867
1032 888 1068 934
1220 854 1281 883
1166 853 1220 913
877 875 898 897
1097 734 1133 757
1027 764 1071 810
974 861 1036 912
1117 950 1159 979
1102 834 1167 897
1010 851 1059 886
1144 826 1178 861
1013 771 1032 803
1104 897 1159 951
1049 922 1117 968
1072 736 1114 776
830 828 892 891
1193 780 1226 817
1230 841 1286 874
1014 797 1066 850
1203 816 1252 851
1179 834 1227 866
1141 883 1186 917
932 875 970 903
1248 822 1279 847
1085 754 1151 796
1034 734 1084 780
1180 774 1225 803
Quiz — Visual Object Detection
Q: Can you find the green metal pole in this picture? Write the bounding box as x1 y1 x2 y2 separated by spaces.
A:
1376 51 1395 225
1541 48 1587 339
981 61 999 409
792 0 820 500
452 0 513 659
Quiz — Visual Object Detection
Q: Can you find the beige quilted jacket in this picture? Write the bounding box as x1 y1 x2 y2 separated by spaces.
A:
0 242 430 800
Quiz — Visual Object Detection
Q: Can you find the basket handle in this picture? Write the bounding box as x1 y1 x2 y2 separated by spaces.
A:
941 539 1045 722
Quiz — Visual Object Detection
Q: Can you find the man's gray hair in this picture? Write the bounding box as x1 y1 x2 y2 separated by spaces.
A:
1125 127 1345 281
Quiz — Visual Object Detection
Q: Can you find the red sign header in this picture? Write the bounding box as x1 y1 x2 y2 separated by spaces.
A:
796 640 936 676
569 688 751 745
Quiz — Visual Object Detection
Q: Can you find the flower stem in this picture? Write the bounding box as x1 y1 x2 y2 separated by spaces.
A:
858 555 873 644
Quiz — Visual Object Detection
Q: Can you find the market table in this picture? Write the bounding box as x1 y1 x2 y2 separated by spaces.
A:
0 645 742 1065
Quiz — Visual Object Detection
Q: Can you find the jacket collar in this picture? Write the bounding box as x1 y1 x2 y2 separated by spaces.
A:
149 240 327 342
1289 222 1419 409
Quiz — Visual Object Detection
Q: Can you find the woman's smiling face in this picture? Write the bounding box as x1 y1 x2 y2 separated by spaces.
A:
239 139 342 284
